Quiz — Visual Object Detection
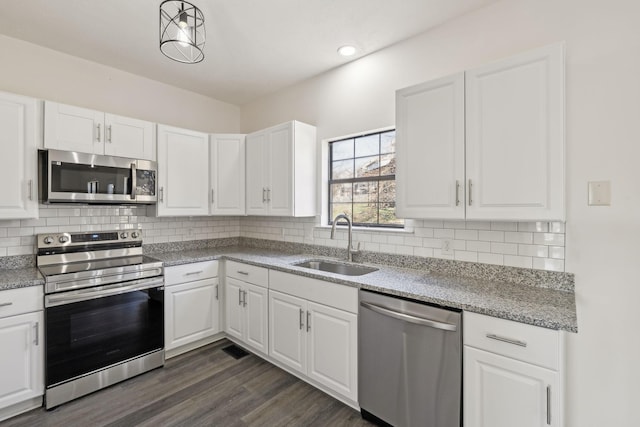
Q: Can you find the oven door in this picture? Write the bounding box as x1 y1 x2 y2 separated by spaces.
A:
44 277 164 387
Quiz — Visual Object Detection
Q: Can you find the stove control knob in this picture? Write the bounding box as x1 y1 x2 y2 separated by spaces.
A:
120 232 129 239
43 236 54 245
58 235 69 244
131 231 140 239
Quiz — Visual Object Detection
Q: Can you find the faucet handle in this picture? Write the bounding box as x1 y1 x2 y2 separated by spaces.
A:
351 241 361 254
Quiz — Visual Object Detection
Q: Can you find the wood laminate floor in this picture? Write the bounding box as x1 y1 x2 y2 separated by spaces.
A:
4 340 373 427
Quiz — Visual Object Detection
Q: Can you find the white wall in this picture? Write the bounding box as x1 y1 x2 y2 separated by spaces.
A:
241 1 640 425
0 35 240 133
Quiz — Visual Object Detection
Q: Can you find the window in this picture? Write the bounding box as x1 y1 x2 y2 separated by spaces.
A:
329 130 403 228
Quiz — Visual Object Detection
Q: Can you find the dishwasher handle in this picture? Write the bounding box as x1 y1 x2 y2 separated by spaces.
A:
360 300 458 332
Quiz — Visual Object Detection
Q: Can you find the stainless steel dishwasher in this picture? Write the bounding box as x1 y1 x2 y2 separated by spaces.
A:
359 289 462 427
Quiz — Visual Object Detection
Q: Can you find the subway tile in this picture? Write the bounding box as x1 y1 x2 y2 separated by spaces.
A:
517 222 549 232
464 221 492 230
532 258 565 272
46 217 70 226
478 231 505 242
455 229 478 240
379 244 396 254
490 221 518 231
466 240 491 252
478 253 504 265
533 233 565 246
422 220 444 228
434 228 455 239
490 242 518 255
422 238 441 249
396 245 414 256
7 227 34 237
504 255 533 269
443 221 466 230
20 218 47 227
414 247 434 258
432 249 454 260
403 236 424 247
455 251 478 262
387 235 405 245
549 222 565 233
548 246 565 259
518 244 549 258
504 232 533 244
415 227 434 238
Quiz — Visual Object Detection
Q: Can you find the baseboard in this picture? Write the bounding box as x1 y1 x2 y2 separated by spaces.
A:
165 332 226 359
0 396 43 422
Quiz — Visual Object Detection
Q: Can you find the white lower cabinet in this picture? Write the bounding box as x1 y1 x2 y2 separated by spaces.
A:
164 261 221 357
464 311 563 427
0 287 44 422
224 271 269 355
268 271 358 403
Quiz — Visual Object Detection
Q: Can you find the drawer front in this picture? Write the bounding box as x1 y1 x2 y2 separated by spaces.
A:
165 261 219 286
226 261 268 288
0 286 43 318
464 311 559 370
269 270 358 314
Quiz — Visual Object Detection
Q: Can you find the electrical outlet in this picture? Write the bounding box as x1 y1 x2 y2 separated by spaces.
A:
441 239 454 256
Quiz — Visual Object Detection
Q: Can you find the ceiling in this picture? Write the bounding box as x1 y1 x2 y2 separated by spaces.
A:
0 0 497 105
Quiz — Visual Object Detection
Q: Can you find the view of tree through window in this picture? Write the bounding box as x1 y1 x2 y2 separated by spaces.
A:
329 130 403 227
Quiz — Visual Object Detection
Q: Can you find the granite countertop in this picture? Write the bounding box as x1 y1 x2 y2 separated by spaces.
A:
0 267 44 291
148 246 578 332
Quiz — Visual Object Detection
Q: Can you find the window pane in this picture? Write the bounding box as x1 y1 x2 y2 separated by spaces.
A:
353 203 378 224
331 183 352 203
355 155 380 178
331 203 352 220
355 134 379 157
332 159 354 179
379 203 403 225
353 181 378 203
379 180 396 203
381 131 396 154
331 139 354 161
380 153 396 175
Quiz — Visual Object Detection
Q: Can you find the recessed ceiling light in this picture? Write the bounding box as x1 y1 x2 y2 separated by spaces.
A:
337 45 357 57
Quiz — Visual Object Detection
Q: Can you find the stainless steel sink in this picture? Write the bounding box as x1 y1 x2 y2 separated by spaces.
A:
294 260 378 276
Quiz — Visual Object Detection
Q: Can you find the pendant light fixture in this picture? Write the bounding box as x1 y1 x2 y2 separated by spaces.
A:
159 1 205 64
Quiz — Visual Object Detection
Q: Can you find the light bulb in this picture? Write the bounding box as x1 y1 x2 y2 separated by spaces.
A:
178 10 188 28
177 26 191 47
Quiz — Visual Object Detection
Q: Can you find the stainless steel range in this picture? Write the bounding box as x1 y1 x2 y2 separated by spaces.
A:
37 229 165 409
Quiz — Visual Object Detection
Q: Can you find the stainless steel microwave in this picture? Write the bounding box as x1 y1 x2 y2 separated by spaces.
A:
38 149 157 204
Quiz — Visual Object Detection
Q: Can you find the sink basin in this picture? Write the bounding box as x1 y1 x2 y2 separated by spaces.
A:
294 260 378 276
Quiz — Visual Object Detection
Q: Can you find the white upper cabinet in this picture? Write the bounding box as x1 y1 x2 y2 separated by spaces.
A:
210 134 245 215
0 91 39 219
465 44 565 221
396 43 565 221
44 101 155 160
245 121 317 217
396 73 465 219
155 124 210 217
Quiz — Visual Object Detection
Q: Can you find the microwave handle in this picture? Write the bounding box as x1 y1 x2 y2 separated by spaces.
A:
130 163 137 199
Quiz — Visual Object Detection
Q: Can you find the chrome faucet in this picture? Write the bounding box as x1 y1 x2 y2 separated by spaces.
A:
330 214 360 262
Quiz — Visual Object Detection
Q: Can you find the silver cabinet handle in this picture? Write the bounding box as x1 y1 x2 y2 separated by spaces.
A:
34 322 39 346
546 386 551 425
237 271 249 276
455 180 460 206
0 302 13 308
211 189 215 205
299 308 304 330
185 270 204 276
215 284 218 300
262 188 267 203
360 301 458 331
468 179 473 206
159 187 164 202
96 123 101 142
306 310 311 332
486 333 527 347
28 180 33 201
267 188 271 202
131 163 137 199
238 288 243 306
242 290 247 307
107 125 112 142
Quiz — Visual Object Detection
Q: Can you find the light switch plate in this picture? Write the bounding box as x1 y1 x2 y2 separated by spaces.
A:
441 239 454 256
588 181 611 206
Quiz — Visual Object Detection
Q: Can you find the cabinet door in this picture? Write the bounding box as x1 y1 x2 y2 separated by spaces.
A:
244 282 268 355
165 278 219 351
0 92 38 219
44 101 103 154
267 123 293 216
396 73 465 219
156 124 210 216
464 346 559 427
245 130 268 215
0 312 43 409
269 290 306 375
104 113 155 160
466 43 565 221
307 302 357 401
224 277 244 341
210 134 246 215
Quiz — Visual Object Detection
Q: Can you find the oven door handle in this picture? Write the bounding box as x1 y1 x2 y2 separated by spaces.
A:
45 277 164 307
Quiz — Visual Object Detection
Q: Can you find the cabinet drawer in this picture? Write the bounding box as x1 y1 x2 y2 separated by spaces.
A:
226 261 268 287
269 270 358 314
0 286 43 319
464 311 559 370
165 261 218 286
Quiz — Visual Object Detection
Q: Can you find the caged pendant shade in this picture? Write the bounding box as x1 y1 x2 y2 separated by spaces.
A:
159 1 205 64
